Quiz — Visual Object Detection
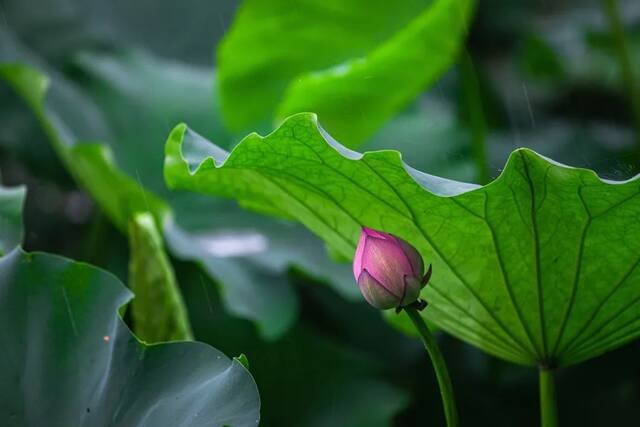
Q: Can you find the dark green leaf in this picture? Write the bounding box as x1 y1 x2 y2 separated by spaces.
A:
70 50 233 193
0 0 237 65
0 249 260 426
0 51 353 339
165 113 640 367
0 62 170 232
218 0 475 146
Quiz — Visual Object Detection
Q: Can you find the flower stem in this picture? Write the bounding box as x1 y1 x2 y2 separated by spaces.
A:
539 367 558 427
405 306 459 427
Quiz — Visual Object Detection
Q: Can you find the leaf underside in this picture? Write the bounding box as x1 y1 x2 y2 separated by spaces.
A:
165 113 640 367
0 249 260 426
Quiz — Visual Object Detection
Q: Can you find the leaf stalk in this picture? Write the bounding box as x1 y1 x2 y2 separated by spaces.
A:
539 367 558 427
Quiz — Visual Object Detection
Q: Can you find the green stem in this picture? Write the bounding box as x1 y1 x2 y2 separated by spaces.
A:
405 306 458 427
460 50 490 184
539 367 558 427
601 0 640 164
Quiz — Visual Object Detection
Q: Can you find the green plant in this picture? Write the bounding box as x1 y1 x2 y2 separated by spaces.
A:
0 183 260 426
165 113 640 425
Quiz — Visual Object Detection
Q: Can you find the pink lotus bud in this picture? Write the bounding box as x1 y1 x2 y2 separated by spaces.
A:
353 227 431 310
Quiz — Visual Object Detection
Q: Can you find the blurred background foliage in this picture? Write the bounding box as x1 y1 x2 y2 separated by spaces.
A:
1 0 639 425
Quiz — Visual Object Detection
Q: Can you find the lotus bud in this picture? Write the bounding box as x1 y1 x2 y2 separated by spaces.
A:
353 227 431 310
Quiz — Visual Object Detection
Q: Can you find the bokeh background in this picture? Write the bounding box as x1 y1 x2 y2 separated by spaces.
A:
1 0 639 425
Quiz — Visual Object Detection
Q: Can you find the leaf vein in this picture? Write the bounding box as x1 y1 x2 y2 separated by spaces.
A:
427 285 533 364
363 161 533 356
520 150 548 359
483 191 542 359
550 187 592 356
563 255 640 356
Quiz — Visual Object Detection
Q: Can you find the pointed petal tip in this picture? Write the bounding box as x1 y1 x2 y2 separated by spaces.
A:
421 264 433 287
361 226 392 240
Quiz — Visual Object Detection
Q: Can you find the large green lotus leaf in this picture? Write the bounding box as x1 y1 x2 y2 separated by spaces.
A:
218 0 475 146
0 48 354 339
0 249 260 426
166 112 640 367
0 182 25 256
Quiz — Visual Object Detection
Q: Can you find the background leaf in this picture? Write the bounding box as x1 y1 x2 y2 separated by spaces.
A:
218 0 475 146
165 113 640 367
0 49 353 339
128 211 193 342
0 249 260 427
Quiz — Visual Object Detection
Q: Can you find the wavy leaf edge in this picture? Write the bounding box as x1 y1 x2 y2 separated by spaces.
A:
0 247 261 426
165 112 640 368
166 112 638 201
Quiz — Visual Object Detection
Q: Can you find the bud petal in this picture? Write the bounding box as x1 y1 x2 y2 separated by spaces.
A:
357 269 400 310
353 229 367 279
401 276 422 306
398 239 424 278
361 236 413 295
353 226 429 310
